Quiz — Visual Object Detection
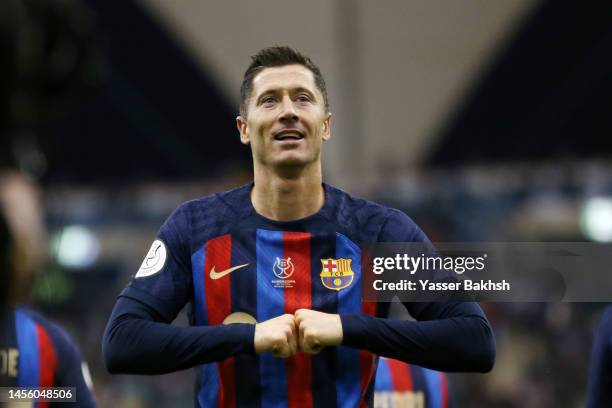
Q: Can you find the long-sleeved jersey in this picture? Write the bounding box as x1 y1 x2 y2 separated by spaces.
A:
103 183 494 407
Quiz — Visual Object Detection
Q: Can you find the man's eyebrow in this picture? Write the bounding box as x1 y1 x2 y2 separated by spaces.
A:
255 89 279 103
258 87 317 105
292 87 316 97
256 86 316 99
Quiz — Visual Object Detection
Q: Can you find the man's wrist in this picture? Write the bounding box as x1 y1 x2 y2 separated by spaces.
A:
333 313 344 345
339 313 371 347
222 323 256 354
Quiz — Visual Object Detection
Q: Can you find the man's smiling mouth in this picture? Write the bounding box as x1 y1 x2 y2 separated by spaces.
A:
274 130 305 141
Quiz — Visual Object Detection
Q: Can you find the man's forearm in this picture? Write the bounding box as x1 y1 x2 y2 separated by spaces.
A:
340 312 495 373
102 297 255 374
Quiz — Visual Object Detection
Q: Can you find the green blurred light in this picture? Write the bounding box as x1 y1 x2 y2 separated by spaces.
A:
33 268 73 304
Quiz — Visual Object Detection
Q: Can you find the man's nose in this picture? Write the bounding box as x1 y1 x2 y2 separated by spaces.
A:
279 96 298 122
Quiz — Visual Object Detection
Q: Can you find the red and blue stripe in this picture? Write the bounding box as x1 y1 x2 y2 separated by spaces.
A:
192 239 219 408
422 367 448 408
14 309 57 408
191 230 378 407
256 229 289 407
283 231 313 408
375 357 449 408
231 230 261 407
336 232 372 407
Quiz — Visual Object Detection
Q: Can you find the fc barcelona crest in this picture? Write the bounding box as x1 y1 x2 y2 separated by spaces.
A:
320 258 354 291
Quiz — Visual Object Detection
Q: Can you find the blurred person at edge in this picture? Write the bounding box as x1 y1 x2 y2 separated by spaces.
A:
103 46 495 407
0 170 97 407
0 1 102 404
587 305 612 407
374 357 452 408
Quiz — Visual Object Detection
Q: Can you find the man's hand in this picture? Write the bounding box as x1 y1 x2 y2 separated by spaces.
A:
254 314 297 358
295 309 343 354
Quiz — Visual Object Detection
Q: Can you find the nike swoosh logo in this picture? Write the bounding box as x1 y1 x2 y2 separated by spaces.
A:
209 263 249 280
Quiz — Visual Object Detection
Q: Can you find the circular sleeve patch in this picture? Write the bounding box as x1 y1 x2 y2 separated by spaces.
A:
135 239 167 278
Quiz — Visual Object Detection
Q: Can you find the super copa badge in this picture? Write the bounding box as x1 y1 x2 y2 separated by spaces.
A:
320 258 354 291
136 239 167 278
272 257 295 288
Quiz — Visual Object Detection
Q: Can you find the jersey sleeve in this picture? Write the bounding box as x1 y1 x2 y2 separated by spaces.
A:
340 208 496 372
102 201 256 374
102 296 255 374
120 203 193 322
377 208 429 243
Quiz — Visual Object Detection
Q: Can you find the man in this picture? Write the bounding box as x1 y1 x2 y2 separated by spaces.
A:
103 46 494 407
0 170 96 407
374 357 452 408
586 305 612 407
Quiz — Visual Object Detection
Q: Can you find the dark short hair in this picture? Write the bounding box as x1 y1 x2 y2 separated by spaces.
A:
239 46 329 118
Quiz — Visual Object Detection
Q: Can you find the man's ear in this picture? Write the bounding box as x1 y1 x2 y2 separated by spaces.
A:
322 112 332 142
236 116 250 145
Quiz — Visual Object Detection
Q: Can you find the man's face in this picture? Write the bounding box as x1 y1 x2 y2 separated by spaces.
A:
237 64 331 169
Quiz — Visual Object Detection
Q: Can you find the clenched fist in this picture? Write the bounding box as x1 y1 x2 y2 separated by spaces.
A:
254 314 298 358
295 309 343 354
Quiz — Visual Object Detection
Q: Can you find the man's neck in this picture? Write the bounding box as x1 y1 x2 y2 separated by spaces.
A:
251 163 324 221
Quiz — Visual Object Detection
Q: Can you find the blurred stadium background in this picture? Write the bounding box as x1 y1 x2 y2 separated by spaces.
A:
2 0 612 406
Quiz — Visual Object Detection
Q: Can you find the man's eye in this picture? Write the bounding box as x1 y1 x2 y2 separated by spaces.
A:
296 95 311 103
261 96 276 104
